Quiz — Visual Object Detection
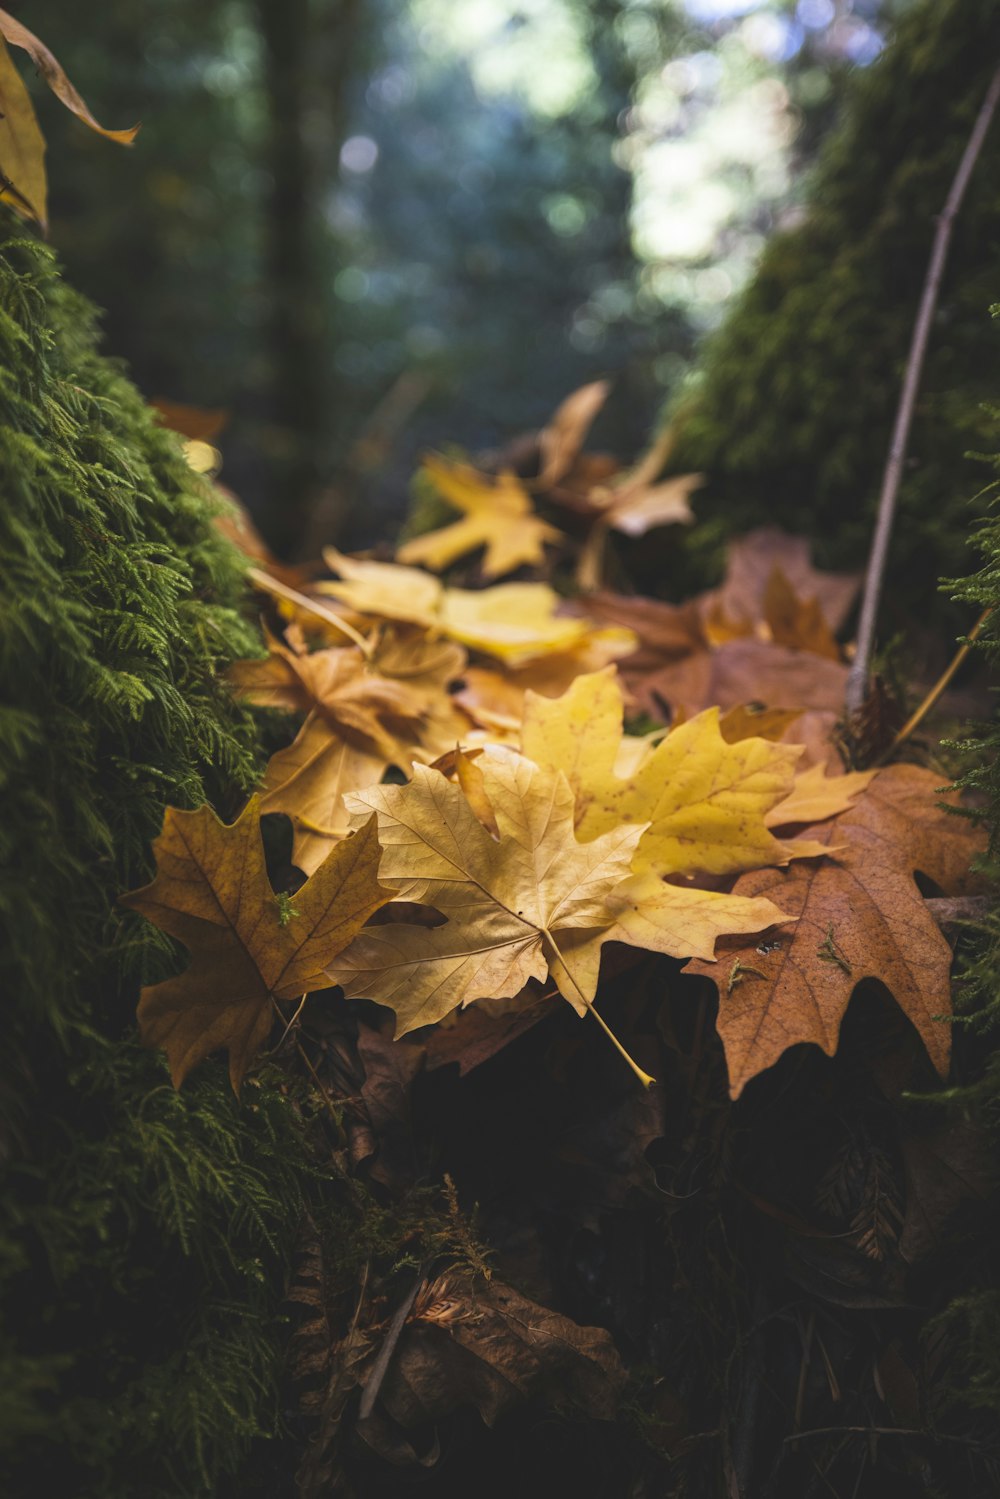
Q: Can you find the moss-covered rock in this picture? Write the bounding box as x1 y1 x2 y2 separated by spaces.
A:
651 0 1000 632
0 222 314 1495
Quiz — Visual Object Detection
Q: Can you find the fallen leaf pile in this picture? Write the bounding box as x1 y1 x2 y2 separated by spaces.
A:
122 382 985 1100
118 379 992 1479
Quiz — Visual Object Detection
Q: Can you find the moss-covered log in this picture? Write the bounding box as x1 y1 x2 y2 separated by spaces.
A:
649 0 1000 635
0 221 315 1496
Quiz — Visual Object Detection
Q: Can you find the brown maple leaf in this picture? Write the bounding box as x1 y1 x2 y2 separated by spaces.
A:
120 798 391 1091
684 764 984 1098
231 627 467 875
588 529 857 720
712 529 860 635
534 379 611 490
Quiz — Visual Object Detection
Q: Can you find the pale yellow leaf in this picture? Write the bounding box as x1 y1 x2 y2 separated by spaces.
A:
441 583 591 664
765 762 877 828
607 473 702 537
318 548 444 627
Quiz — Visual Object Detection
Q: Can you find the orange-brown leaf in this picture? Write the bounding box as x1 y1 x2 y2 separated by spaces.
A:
120 800 391 1091
0 36 46 228
685 765 984 1098
762 566 842 660
535 379 611 490
231 629 467 874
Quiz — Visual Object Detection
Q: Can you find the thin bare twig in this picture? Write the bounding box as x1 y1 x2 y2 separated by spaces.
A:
925 895 992 935
845 65 1000 716
358 1263 428 1421
247 566 372 656
783 1425 983 1450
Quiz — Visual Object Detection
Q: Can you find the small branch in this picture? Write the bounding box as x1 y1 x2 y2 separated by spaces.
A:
845 65 1000 716
783 1425 982 1450
247 566 372 656
358 1264 428 1421
296 1039 346 1138
925 895 992 935
541 927 656 1088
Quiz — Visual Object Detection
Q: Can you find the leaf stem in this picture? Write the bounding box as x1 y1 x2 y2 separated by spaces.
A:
845 64 1000 716
877 605 992 761
541 927 656 1088
247 566 373 656
295 812 346 840
295 1039 346 1139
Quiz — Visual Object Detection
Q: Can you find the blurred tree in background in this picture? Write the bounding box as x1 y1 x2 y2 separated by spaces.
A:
29 0 890 554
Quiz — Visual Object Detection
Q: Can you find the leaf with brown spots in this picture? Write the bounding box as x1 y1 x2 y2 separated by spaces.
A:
685 764 985 1097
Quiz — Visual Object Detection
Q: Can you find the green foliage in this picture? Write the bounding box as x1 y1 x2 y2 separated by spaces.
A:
656 0 1000 627
946 415 1000 857
0 216 316 1495
914 402 1000 1421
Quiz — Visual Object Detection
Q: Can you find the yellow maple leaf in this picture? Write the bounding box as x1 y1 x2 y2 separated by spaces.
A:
398 455 564 578
520 668 829 878
314 553 613 668
327 749 784 1083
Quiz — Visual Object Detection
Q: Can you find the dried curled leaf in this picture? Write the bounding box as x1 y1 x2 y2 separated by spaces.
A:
535 379 611 489
356 1270 627 1454
0 8 139 143
120 799 391 1090
231 627 467 874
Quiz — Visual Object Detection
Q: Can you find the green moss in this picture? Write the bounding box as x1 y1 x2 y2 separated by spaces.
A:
0 220 316 1495
653 0 1000 628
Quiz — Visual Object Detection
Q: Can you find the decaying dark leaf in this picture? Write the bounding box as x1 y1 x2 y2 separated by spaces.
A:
356 1270 627 1460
